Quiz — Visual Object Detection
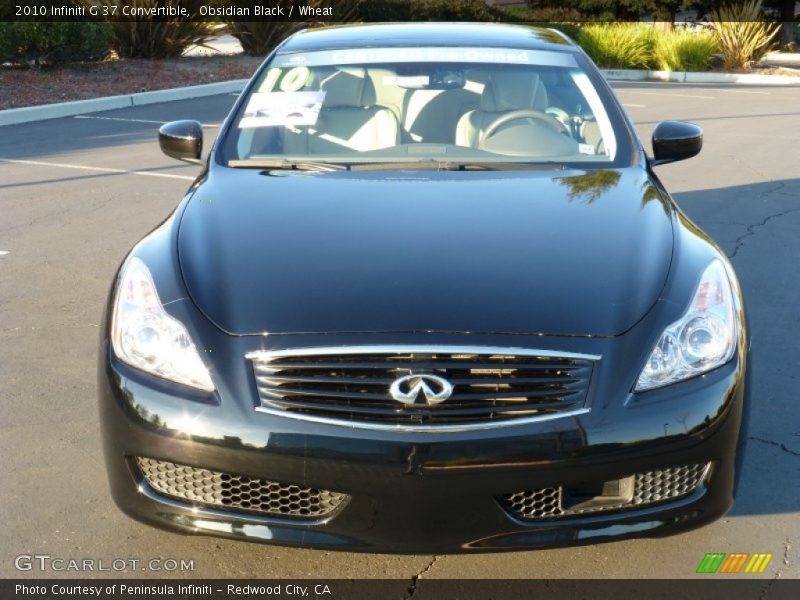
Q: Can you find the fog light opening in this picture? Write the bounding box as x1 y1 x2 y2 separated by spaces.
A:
561 476 635 512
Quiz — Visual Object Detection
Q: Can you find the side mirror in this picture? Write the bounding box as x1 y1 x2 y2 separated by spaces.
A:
159 120 203 164
651 120 703 166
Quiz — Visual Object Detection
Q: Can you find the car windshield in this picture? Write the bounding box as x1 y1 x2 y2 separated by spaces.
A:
220 46 625 167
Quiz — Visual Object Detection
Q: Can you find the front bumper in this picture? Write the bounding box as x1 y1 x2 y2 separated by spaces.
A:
98 330 747 554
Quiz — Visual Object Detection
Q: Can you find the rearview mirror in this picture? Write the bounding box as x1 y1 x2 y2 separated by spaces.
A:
159 120 203 164
651 120 703 166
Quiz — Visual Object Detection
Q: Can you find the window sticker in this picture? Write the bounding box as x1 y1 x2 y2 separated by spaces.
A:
578 143 596 155
238 91 326 128
272 47 578 69
382 75 430 88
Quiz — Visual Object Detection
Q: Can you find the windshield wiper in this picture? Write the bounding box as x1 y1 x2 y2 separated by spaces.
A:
227 159 569 172
348 160 568 172
227 159 348 172
439 161 569 171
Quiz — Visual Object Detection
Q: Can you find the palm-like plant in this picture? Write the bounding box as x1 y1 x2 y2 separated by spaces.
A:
226 1 362 57
709 0 780 70
81 1 220 59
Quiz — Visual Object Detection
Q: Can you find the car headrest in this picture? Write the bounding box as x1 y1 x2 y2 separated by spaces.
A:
320 68 376 108
479 71 548 112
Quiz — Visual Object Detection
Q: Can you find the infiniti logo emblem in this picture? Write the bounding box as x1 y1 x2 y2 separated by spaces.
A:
389 374 453 406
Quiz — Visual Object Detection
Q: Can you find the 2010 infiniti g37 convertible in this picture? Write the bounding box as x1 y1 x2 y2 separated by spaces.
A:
99 23 749 552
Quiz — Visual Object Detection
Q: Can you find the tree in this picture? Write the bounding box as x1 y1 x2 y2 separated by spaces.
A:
528 0 691 22
625 0 694 24
765 0 798 44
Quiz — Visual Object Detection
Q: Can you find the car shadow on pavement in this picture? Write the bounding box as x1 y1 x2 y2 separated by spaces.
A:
675 178 800 517
0 92 233 162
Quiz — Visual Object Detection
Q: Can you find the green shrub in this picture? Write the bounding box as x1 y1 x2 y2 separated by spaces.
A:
578 23 655 69
709 0 780 70
653 28 718 72
82 0 218 59
0 22 111 66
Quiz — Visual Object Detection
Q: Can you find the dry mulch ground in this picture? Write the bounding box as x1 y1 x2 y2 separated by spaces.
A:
0 55 264 110
752 66 800 77
1 55 797 111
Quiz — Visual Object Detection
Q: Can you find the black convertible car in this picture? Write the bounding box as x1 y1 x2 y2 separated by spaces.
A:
99 23 748 552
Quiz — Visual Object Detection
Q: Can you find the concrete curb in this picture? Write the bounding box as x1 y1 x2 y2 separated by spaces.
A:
0 79 248 127
3 66 799 127
763 52 800 68
602 68 800 85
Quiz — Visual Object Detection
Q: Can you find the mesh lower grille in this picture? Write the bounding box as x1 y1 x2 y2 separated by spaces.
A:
632 464 708 504
502 487 563 519
499 463 710 520
136 457 347 519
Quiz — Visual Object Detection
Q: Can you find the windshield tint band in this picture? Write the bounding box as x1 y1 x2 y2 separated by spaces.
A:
272 47 578 69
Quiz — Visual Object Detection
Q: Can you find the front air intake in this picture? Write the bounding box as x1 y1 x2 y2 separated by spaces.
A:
499 463 711 520
136 457 347 520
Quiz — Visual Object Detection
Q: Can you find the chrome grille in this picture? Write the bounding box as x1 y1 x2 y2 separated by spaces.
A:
136 458 347 519
499 463 710 520
247 346 596 428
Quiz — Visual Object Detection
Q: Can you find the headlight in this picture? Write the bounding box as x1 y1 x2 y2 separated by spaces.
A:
635 259 737 392
111 257 215 392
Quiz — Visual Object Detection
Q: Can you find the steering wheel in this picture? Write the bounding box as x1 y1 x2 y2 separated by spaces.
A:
546 107 571 130
478 110 571 148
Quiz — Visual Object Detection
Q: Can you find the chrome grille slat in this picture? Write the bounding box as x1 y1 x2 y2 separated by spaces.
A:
454 377 583 385
257 360 592 371
248 346 596 428
258 374 398 385
262 387 393 401
447 389 583 400
263 398 579 417
258 375 584 386
263 387 582 402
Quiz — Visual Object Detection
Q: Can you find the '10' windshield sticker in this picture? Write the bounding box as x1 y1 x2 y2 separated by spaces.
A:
259 66 311 93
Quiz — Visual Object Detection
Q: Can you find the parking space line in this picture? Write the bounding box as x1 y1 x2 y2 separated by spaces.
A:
706 89 771 95
622 103 647 108
74 115 166 125
613 81 772 95
0 158 196 181
0 250 8 256
621 91 715 100
74 115 221 127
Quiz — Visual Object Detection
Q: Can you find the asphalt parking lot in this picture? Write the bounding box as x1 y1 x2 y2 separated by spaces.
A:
1 81 798 583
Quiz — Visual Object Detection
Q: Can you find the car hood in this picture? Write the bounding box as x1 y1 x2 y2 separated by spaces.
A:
178 167 673 336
